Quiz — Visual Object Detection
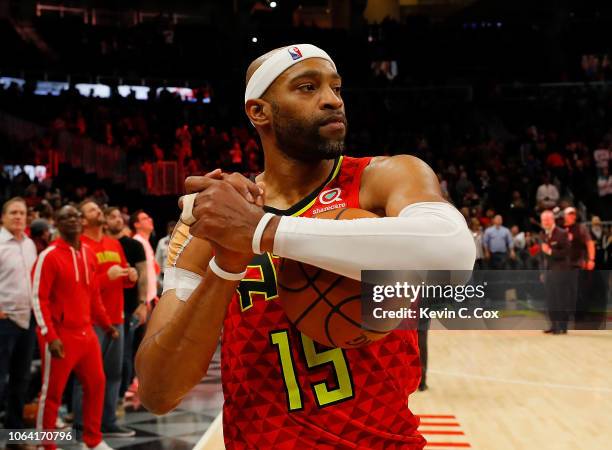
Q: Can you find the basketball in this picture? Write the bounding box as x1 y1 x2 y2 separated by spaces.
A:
278 208 401 349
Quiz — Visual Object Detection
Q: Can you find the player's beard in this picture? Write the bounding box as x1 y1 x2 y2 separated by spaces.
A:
271 102 345 163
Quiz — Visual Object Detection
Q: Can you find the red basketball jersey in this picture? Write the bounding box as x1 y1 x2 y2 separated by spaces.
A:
222 156 426 449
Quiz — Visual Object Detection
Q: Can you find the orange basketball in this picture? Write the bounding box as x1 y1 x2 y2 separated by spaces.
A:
278 208 401 349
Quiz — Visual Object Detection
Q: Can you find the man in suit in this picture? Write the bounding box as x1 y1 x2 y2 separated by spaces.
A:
540 210 571 334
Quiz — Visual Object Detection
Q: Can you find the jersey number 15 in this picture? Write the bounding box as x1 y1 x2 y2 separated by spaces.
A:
270 330 354 411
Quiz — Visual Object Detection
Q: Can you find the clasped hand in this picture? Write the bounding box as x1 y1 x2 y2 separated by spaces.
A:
181 169 267 271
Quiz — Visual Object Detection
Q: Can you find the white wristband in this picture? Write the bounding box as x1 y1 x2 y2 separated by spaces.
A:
208 256 247 281
252 212 276 255
180 193 197 226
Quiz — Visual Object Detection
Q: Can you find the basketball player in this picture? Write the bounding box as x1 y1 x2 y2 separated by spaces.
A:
136 44 475 449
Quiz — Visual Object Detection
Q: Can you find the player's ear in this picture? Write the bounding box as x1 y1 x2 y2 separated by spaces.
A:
245 99 270 127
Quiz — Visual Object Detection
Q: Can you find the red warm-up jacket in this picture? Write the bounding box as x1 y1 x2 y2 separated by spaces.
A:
31 238 112 343
81 234 134 324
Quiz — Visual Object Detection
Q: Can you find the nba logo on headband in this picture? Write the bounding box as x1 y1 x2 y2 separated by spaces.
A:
245 44 336 104
288 46 303 60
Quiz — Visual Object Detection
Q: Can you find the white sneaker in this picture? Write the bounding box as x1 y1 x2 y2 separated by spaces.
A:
82 441 115 450
56 416 71 430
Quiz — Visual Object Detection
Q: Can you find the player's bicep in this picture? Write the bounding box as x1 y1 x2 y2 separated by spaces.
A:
361 155 445 217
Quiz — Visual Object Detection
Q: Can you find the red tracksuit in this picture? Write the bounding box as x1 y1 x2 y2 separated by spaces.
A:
31 238 112 450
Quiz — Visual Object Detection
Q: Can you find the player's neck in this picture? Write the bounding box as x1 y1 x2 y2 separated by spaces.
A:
83 226 104 242
259 154 336 208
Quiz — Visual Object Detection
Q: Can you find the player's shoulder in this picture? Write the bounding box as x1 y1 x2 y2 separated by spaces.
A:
358 155 441 213
364 154 430 173
361 154 437 191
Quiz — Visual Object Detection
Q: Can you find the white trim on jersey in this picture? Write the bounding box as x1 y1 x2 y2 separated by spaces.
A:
31 245 56 337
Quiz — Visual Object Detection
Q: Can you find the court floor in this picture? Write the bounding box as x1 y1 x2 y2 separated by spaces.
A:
50 329 612 450
410 329 612 450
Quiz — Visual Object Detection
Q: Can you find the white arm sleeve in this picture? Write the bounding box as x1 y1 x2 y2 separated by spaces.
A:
272 202 476 281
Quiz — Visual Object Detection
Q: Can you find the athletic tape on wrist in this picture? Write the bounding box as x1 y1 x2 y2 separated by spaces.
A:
180 193 197 225
208 256 247 281
244 44 336 103
252 212 276 255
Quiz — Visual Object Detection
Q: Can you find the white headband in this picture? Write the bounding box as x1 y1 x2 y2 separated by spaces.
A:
244 44 336 104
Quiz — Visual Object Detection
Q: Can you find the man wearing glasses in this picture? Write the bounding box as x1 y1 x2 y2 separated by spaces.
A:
31 205 118 450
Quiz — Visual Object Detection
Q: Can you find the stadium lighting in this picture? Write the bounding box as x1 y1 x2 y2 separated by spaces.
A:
251 36 258 43
270 1 277 7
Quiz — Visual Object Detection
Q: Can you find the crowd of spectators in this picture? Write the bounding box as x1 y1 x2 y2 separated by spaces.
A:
2 80 612 255
581 54 612 81
1 63 612 450
0 190 178 449
0 82 264 186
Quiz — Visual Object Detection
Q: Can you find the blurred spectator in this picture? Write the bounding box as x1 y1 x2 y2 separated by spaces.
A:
457 172 472 196
24 184 42 208
596 166 612 215
479 208 495 229
27 207 39 230
483 215 515 269
462 185 480 207
31 205 117 450
593 147 610 170
120 207 130 227
0 197 37 433
104 207 148 407
511 225 526 252
175 124 192 168
229 140 244 172
30 218 51 253
73 200 137 438
563 207 595 271
589 216 610 269
510 225 527 269
155 220 176 285
470 218 485 269
536 174 560 210
586 216 610 329
563 206 595 330
540 210 570 334
92 189 110 208
129 211 158 305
